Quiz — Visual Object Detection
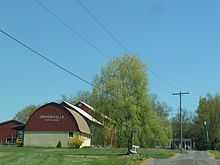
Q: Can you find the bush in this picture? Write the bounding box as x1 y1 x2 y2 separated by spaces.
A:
56 140 62 148
69 136 83 149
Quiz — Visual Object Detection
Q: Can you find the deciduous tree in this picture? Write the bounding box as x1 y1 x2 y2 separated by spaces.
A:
14 105 38 123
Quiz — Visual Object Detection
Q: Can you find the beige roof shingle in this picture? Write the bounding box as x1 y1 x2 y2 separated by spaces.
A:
64 106 91 135
63 101 103 126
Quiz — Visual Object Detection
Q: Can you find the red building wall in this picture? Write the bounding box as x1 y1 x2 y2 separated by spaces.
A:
25 103 79 132
0 120 23 144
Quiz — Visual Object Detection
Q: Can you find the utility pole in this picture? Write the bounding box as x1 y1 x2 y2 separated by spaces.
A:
172 91 190 152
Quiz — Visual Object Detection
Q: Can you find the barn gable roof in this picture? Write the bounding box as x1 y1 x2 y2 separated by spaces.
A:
0 120 24 126
76 101 94 111
62 101 103 126
64 107 90 134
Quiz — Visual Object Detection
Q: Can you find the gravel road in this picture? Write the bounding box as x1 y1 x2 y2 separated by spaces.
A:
150 151 217 165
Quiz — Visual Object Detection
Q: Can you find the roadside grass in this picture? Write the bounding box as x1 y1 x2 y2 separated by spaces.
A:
0 146 177 165
139 148 178 159
209 150 220 159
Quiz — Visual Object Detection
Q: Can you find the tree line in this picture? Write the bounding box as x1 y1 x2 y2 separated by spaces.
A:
15 55 220 150
171 94 220 150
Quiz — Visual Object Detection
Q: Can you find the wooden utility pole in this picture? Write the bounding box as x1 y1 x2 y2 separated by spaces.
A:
172 91 190 152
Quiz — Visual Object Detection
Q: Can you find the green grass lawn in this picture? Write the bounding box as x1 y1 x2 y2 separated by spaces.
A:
209 150 220 159
0 146 177 165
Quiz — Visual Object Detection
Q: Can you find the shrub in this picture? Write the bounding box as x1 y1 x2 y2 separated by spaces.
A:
56 140 62 148
69 136 83 149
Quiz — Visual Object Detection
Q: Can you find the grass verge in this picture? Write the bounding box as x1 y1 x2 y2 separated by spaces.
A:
209 150 220 159
0 146 177 165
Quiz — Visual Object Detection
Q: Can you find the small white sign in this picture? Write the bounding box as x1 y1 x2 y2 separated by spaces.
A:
39 114 64 122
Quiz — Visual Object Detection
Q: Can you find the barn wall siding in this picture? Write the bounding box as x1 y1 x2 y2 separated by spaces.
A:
24 131 69 147
0 120 24 144
24 131 91 148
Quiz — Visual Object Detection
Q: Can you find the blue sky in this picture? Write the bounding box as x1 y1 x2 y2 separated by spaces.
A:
0 0 220 122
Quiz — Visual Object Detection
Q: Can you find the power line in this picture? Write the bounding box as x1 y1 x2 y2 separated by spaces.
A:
75 0 128 53
74 0 179 91
35 0 179 91
0 28 150 113
0 28 93 87
34 0 106 58
0 27 177 127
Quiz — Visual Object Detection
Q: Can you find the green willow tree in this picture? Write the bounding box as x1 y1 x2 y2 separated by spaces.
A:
150 96 172 147
61 91 92 105
91 55 171 148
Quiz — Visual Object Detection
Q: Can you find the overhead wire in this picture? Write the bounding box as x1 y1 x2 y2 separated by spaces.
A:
0 28 141 109
0 1 182 122
75 0 128 53
34 0 107 58
0 28 94 87
4 0 179 92
74 0 179 91
0 28 176 118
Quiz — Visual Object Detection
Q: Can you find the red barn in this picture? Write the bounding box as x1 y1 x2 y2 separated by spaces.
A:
0 120 24 144
24 102 102 147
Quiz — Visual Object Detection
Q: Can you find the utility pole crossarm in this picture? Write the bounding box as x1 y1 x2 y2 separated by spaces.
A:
172 92 190 95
